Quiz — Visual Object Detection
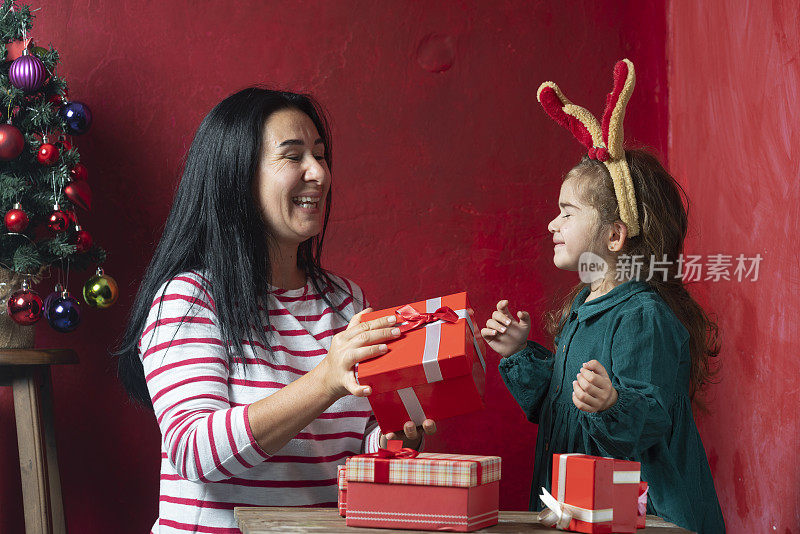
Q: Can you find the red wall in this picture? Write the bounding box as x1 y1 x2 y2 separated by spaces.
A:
669 1 800 532
0 2 667 531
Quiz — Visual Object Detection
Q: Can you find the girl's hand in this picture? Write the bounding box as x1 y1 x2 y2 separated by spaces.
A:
381 419 437 451
321 308 401 398
572 360 618 412
481 300 531 358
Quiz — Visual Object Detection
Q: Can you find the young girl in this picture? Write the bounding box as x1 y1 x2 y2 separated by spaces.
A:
482 60 725 533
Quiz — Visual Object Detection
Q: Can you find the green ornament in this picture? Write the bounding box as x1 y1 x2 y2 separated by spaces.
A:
82 267 119 308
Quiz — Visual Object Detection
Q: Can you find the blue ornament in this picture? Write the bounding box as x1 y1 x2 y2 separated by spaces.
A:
47 294 81 333
59 101 92 135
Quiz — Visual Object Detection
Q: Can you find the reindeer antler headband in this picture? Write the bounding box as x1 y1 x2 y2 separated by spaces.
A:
536 59 640 237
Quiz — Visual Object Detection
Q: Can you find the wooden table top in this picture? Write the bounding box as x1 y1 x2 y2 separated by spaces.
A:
0 348 78 366
234 507 693 533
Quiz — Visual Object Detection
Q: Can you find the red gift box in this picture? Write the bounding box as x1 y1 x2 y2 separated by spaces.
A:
357 292 486 432
636 481 648 528
338 464 348 517
538 453 641 533
343 442 500 532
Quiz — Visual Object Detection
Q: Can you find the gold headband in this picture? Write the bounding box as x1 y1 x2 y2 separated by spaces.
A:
536 59 640 237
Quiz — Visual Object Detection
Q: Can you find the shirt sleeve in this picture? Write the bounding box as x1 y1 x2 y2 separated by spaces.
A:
362 414 382 453
139 274 270 483
498 340 556 424
579 303 686 458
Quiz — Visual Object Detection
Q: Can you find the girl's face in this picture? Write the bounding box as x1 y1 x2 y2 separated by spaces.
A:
252 108 330 248
547 177 606 271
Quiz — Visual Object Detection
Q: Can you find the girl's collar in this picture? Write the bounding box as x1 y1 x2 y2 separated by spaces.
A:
571 280 650 322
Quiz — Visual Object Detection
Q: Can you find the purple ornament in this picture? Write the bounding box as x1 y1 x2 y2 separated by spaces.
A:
47 294 81 333
9 54 47 92
59 101 92 135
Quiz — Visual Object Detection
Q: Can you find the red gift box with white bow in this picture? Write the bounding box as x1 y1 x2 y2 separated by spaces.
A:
538 453 641 533
342 442 500 532
356 292 486 433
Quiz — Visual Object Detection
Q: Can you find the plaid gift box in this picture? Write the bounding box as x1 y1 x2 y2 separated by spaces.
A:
337 464 347 517
344 442 501 532
538 453 641 534
356 292 486 432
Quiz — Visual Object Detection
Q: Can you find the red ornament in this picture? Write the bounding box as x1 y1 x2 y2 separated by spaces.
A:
7 281 43 325
69 162 87 181
5 203 29 232
64 180 91 210
37 143 60 165
5 38 32 62
75 225 92 253
0 123 25 160
48 205 70 232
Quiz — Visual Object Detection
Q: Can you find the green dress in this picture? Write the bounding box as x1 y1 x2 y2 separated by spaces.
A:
499 280 725 534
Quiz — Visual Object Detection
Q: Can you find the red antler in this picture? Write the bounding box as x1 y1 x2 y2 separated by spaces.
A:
601 60 632 149
538 84 595 150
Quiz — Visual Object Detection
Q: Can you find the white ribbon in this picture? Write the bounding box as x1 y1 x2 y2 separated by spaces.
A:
538 488 573 529
417 298 486 384
613 470 641 484
421 298 445 382
539 488 614 528
397 386 427 426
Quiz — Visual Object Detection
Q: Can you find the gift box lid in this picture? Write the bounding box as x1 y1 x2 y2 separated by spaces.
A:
338 464 347 490
346 451 501 488
356 292 485 394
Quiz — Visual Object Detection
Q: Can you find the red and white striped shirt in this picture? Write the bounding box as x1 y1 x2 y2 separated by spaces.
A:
139 271 381 533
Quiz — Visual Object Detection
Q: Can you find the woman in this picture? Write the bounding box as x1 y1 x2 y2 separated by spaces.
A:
116 88 436 533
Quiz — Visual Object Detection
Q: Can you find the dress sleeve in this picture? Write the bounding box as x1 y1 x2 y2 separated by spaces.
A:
498 340 555 424
139 274 270 483
578 303 685 458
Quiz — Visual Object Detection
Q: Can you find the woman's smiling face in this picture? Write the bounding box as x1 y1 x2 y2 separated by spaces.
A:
252 108 330 247
547 177 605 271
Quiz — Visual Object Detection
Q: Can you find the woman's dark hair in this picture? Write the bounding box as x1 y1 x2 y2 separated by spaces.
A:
114 87 355 409
544 149 720 406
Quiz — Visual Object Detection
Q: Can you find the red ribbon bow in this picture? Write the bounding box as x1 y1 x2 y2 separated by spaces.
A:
373 440 419 459
360 440 486 486
395 304 459 334
367 440 419 483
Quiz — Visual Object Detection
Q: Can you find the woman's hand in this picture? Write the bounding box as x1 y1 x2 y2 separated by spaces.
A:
572 360 618 412
320 308 400 399
481 300 531 358
381 420 437 451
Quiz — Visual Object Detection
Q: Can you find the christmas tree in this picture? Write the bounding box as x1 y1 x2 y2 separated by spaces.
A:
0 0 115 338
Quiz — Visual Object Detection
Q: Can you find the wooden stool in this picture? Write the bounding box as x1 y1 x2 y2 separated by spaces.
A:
0 349 77 534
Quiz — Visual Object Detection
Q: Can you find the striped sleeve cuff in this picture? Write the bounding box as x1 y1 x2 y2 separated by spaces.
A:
243 404 272 460
364 423 382 453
